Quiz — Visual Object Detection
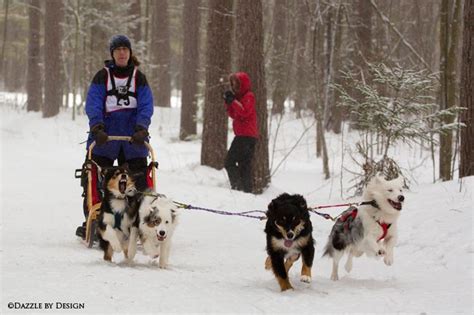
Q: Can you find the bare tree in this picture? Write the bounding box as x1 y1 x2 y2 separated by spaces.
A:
201 0 233 169
43 0 64 118
26 0 41 112
235 0 270 193
460 0 474 178
151 0 171 107
179 0 201 140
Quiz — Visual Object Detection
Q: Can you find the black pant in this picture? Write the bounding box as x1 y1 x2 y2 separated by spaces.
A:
225 136 257 193
81 149 148 219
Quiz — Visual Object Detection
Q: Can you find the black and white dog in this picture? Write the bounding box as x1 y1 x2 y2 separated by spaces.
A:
264 193 315 291
131 193 178 268
97 165 139 262
323 175 405 280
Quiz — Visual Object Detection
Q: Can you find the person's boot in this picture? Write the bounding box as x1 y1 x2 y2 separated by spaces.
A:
75 222 86 239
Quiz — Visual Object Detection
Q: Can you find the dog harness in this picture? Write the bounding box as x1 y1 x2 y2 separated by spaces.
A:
377 222 391 241
339 207 391 241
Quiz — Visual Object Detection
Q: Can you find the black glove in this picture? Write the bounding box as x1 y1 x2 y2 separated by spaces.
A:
223 90 235 105
91 124 108 146
131 125 149 145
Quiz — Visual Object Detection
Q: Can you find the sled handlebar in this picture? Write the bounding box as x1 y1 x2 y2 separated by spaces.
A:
87 136 155 162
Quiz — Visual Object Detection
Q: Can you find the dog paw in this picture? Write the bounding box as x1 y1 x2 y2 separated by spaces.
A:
280 284 294 292
330 273 339 281
344 262 352 273
264 256 272 270
384 255 394 266
300 275 311 283
159 263 167 269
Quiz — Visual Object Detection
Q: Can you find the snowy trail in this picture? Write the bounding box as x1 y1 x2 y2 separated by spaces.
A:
1 109 473 314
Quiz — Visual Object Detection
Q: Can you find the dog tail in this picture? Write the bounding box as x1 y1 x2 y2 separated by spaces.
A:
322 239 334 257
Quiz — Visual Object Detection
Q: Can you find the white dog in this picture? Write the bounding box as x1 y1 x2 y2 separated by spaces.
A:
128 194 178 268
323 175 405 280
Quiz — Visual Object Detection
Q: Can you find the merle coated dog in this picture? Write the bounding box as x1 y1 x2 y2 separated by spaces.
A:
264 193 315 291
323 175 405 280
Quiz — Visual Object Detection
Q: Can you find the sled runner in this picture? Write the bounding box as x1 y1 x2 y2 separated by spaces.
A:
75 136 158 248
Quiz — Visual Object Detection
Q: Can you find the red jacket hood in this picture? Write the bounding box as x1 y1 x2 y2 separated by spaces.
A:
233 72 251 97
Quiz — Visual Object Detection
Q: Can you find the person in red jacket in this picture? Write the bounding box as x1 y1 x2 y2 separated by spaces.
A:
223 72 259 193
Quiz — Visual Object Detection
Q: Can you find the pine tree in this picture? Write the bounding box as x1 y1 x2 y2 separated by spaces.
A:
26 0 41 112
460 0 474 178
235 0 270 193
180 0 201 141
201 0 233 169
43 0 64 118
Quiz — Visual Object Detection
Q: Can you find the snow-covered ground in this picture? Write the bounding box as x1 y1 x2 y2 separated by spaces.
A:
1 105 472 314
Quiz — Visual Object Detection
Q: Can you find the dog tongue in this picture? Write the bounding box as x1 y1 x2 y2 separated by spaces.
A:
119 181 126 194
284 240 293 247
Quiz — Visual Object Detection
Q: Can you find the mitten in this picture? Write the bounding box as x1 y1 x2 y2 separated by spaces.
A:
223 90 236 105
131 125 149 145
91 124 108 146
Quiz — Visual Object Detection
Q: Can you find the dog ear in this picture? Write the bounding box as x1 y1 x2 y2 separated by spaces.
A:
294 194 307 210
267 200 274 212
266 200 275 218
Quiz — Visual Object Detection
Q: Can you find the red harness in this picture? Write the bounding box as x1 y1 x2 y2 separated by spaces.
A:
377 222 391 241
339 208 391 241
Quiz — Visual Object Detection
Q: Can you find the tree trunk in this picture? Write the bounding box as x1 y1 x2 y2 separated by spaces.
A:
317 116 330 179
355 0 372 71
43 0 64 118
201 0 233 169
235 0 270 193
180 0 201 140
72 0 80 120
293 0 308 118
26 0 41 112
151 0 171 107
460 0 474 178
330 4 344 134
0 0 9 78
129 0 142 43
439 0 462 181
270 0 287 115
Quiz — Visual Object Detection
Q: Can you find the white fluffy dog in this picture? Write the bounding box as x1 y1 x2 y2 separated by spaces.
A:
128 194 178 268
323 175 405 280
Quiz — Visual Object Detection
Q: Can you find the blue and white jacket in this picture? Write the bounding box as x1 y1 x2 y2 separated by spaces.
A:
85 60 154 160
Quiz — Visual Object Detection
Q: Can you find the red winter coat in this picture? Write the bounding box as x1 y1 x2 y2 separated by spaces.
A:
225 72 259 138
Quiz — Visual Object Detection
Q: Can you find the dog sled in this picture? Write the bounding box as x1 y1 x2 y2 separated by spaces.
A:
75 136 158 248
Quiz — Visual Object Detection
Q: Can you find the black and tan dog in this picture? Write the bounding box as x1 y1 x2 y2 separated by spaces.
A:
97 165 139 262
264 193 315 291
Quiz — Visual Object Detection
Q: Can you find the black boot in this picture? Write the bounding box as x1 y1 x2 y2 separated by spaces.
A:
75 222 86 239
